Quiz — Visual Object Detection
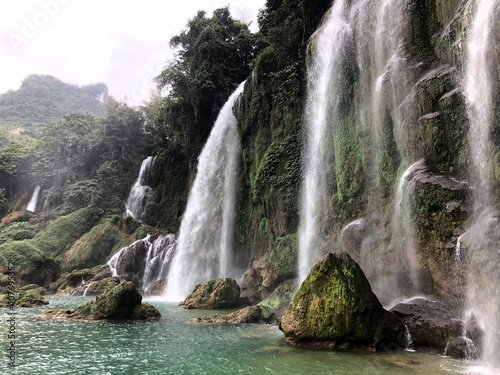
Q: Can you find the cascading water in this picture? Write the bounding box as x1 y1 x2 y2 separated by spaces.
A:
389 160 425 300
26 184 41 212
462 0 500 369
124 156 154 221
298 0 353 284
108 234 176 293
164 82 245 301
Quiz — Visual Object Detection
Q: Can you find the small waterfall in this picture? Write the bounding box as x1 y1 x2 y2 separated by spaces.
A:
82 282 93 297
108 233 176 293
462 0 500 369
404 325 415 352
164 82 245 301
26 185 41 212
124 156 154 221
389 159 425 300
298 0 353 284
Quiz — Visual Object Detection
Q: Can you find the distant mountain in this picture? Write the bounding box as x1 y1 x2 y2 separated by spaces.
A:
0 74 108 133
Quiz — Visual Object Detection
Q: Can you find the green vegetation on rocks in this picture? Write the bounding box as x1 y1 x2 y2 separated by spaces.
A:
0 289 49 307
179 278 241 309
279 252 404 349
42 281 160 320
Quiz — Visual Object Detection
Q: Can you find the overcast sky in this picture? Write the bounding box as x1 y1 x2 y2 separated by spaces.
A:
0 0 265 106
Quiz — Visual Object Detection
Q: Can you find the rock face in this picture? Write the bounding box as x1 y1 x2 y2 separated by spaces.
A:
279 252 405 349
42 281 160 320
390 297 480 358
179 278 241 309
0 289 49 307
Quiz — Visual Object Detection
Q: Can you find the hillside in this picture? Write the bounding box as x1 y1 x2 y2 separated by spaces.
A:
0 74 108 136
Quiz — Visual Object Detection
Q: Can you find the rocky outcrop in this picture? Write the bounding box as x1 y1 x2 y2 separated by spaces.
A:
412 163 469 308
189 292 294 325
390 297 480 358
179 278 241 309
1 211 31 225
279 252 405 349
42 281 160 320
49 264 119 296
0 289 49 307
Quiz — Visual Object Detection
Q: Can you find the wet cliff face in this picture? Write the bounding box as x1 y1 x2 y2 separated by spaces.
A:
237 0 500 308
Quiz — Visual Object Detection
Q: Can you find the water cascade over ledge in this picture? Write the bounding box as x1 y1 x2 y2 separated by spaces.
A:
26 184 41 212
108 234 176 293
298 0 353 284
124 156 154 221
164 82 245 301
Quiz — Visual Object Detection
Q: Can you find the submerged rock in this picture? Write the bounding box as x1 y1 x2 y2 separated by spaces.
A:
279 252 405 349
0 289 49 307
179 278 241 309
41 281 160 320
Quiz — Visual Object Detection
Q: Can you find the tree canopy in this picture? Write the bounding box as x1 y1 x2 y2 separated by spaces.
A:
152 7 257 157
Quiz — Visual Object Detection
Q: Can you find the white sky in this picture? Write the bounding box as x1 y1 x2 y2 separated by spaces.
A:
0 0 265 106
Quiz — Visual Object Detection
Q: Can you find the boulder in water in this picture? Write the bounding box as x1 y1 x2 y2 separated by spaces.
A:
42 281 160 320
0 289 49 307
390 297 480 358
189 292 295 325
179 278 241 309
279 252 405 349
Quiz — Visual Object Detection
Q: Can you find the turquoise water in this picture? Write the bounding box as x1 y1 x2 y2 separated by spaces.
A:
0 296 483 374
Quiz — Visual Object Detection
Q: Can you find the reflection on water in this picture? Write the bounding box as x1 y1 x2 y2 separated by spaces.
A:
0 296 481 374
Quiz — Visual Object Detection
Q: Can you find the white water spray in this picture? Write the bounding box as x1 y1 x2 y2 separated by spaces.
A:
125 156 154 221
164 82 245 301
298 0 353 284
27 185 41 212
462 0 500 368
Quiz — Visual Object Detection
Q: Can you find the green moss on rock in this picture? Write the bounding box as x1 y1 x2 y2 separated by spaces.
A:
179 278 241 309
0 289 49 307
279 252 404 349
42 281 160 320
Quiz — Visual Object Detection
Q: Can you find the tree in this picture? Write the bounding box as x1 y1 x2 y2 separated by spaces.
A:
154 7 257 156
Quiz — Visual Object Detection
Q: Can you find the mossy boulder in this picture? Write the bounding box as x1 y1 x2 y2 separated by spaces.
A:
179 278 241 309
42 281 160 320
279 252 405 349
0 289 49 307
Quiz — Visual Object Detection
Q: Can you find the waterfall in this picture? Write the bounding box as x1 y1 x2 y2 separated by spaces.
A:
298 0 353 284
163 82 245 301
124 156 154 221
107 234 176 293
389 159 425 300
26 185 41 212
462 0 500 369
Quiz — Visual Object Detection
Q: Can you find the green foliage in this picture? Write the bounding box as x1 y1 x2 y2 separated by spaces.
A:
268 233 298 277
0 74 107 133
65 218 133 270
0 222 36 244
34 207 101 258
0 240 45 266
152 7 256 158
0 143 30 199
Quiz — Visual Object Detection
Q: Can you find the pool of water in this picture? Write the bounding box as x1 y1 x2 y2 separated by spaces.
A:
0 296 490 374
